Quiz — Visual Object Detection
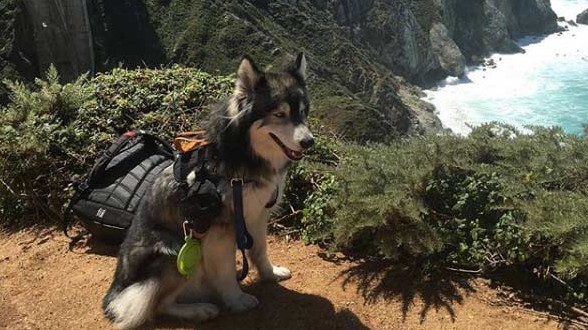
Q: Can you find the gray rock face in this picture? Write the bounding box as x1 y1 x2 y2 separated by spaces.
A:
429 23 466 77
511 0 559 36
331 0 442 83
578 8 588 25
330 0 559 83
443 0 555 61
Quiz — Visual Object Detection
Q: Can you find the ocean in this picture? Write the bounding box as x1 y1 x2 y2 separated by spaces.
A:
423 0 588 135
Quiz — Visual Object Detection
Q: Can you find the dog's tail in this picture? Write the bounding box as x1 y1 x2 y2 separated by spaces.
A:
102 279 159 330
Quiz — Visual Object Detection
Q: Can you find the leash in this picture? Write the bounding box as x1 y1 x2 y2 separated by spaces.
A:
231 178 254 281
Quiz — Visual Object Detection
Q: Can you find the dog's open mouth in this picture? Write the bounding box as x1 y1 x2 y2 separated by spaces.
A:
269 133 304 161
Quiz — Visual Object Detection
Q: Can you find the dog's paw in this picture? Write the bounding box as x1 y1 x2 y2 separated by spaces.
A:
226 293 259 313
160 302 219 322
193 303 220 322
260 265 292 282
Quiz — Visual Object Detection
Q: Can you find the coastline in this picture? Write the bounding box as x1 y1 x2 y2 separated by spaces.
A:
423 0 588 135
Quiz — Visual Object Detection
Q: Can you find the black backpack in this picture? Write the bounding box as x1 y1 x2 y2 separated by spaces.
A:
64 131 174 244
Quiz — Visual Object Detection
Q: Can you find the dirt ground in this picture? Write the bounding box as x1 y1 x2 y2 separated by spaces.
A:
0 228 582 330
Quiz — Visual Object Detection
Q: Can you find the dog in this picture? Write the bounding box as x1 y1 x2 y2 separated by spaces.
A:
102 52 314 329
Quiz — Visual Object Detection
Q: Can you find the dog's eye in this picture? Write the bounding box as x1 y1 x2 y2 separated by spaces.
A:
274 112 286 118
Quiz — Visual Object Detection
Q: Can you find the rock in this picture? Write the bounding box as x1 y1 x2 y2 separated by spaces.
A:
557 16 566 22
511 0 559 36
429 23 466 77
470 55 484 65
577 9 588 25
568 20 578 27
334 0 442 83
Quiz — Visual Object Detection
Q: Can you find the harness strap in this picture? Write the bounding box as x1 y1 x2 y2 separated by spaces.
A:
232 179 254 281
265 186 279 209
62 184 88 249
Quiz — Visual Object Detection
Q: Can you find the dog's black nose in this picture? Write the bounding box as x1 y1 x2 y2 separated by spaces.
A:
300 136 315 149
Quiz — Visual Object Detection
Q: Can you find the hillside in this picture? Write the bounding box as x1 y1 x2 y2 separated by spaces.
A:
1 0 560 141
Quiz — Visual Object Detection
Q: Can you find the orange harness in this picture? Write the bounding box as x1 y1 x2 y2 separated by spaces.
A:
173 130 210 153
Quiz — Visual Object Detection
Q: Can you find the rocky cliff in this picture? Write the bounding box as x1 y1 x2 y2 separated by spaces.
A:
1 0 560 141
328 0 559 82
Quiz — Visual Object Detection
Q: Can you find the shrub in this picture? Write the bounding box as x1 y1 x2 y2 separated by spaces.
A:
281 122 341 243
303 124 588 304
0 66 94 225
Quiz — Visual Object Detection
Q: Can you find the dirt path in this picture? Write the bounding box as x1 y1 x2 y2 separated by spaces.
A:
0 229 573 330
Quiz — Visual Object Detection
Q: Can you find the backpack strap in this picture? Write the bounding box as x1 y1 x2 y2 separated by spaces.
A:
62 184 89 249
87 131 138 184
173 147 208 184
88 131 174 185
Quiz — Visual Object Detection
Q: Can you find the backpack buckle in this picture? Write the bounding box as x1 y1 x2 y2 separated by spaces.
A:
76 181 89 192
230 178 244 187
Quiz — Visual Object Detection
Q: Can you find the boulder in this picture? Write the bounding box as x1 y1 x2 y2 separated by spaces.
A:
429 23 466 77
577 9 588 25
511 0 559 36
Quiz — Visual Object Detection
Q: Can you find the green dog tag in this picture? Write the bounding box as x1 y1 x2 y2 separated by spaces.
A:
177 236 202 278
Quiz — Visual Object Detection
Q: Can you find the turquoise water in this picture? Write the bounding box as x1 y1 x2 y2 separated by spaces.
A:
424 0 588 135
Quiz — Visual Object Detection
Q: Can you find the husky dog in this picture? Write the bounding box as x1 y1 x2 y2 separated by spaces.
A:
102 53 314 329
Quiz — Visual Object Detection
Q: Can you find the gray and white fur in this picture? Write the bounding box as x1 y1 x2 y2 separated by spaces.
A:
102 53 314 329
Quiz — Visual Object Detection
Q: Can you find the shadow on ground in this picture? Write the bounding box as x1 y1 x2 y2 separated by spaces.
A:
143 282 370 330
67 232 120 257
488 269 588 329
333 256 475 323
75 235 369 330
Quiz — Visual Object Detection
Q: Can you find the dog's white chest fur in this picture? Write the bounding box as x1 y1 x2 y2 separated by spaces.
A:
240 176 283 223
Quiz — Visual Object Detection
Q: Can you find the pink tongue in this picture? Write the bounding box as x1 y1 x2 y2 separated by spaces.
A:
290 150 302 159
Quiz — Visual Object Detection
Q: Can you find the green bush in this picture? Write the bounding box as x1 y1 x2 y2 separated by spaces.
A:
309 124 588 304
0 66 94 225
281 122 340 243
0 65 232 226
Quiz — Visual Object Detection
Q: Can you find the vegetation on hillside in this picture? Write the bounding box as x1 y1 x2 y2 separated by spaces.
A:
1 68 587 309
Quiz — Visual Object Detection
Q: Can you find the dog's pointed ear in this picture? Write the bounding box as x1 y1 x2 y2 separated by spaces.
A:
294 52 307 80
236 55 262 93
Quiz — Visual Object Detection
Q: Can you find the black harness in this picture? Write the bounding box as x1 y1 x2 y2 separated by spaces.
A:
173 144 278 281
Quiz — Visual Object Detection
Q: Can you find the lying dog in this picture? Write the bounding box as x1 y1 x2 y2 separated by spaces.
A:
102 53 314 329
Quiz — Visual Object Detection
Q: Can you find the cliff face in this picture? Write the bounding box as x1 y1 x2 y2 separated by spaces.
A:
329 0 559 82
444 0 559 62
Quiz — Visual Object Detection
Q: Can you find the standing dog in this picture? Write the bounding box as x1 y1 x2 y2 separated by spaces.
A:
102 53 314 329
